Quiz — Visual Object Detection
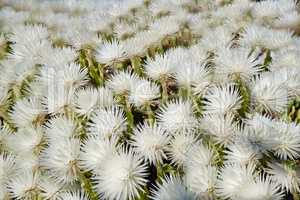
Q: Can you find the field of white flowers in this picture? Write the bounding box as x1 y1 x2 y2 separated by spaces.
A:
0 0 300 199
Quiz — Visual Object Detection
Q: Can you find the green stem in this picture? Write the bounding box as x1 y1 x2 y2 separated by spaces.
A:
156 162 164 181
178 87 188 99
191 94 202 116
235 75 250 118
262 48 271 71
293 191 300 200
131 56 143 76
146 103 155 125
97 63 105 86
78 170 98 200
125 100 134 133
160 77 168 103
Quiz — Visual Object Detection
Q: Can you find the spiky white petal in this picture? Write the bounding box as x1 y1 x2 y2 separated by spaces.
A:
131 122 170 165
58 190 89 200
40 138 80 184
203 84 242 115
129 79 160 107
157 99 198 133
167 131 199 166
214 47 262 81
44 116 78 142
200 113 238 146
95 39 127 64
87 106 127 139
94 148 148 200
216 164 257 199
144 53 173 80
107 70 140 95
151 175 197 200
7 170 39 200
79 136 118 172
10 97 44 128
74 87 114 116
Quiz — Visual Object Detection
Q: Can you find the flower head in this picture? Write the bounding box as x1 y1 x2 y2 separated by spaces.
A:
131 122 170 165
157 99 198 133
87 106 127 139
94 147 148 200
151 175 197 200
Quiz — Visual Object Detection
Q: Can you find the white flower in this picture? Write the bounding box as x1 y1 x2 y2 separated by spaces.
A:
157 99 198 133
38 175 65 200
250 72 289 113
203 84 242 115
44 116 78 142
61 63 88 89
271 49 300 70
216 164 256 199
87 106 127 139
41 47 77 67
131 122 170 165
200 113 238 146
58 190 89 200
40 138 80 184
273 11 300 29
114 22 138 40
107 70 140 95
252 0 297 23
151 175 197 200
262 29 295 50
0 153 16 182
185 143 215 167
15 153 39 172
252 0 282 21
214 47 262 81
74 87 114 116
187 44 208 64
167 47 191 67
94 148 148 200
74 87 101 116
184 165 217 198
0 153 17 199
224 137 262 165
273 67 300 97
10 97 44 128
129 79 160 107
7 170 39 200
189 14 210 35
149 16 180 37
144 53 173 80
79 136 118 172
149 0 178 16
9 25 49 45
272 120 300 160
10 40 52 65
41 63 88 114
238 175 284 200
244 114 278 153
6 126 44 155
240 25 294 50
174 60 211 90
200 27 234 52
60 28 100 49
266 162 300 193
0 87 9 106
123 30 161 57
95 39 127 64
167 131 199 166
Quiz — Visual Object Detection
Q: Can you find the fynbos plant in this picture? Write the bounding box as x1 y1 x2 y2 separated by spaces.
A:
0 0 299 200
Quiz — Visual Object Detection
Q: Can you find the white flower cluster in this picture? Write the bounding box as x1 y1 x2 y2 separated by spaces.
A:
0 0 299 199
